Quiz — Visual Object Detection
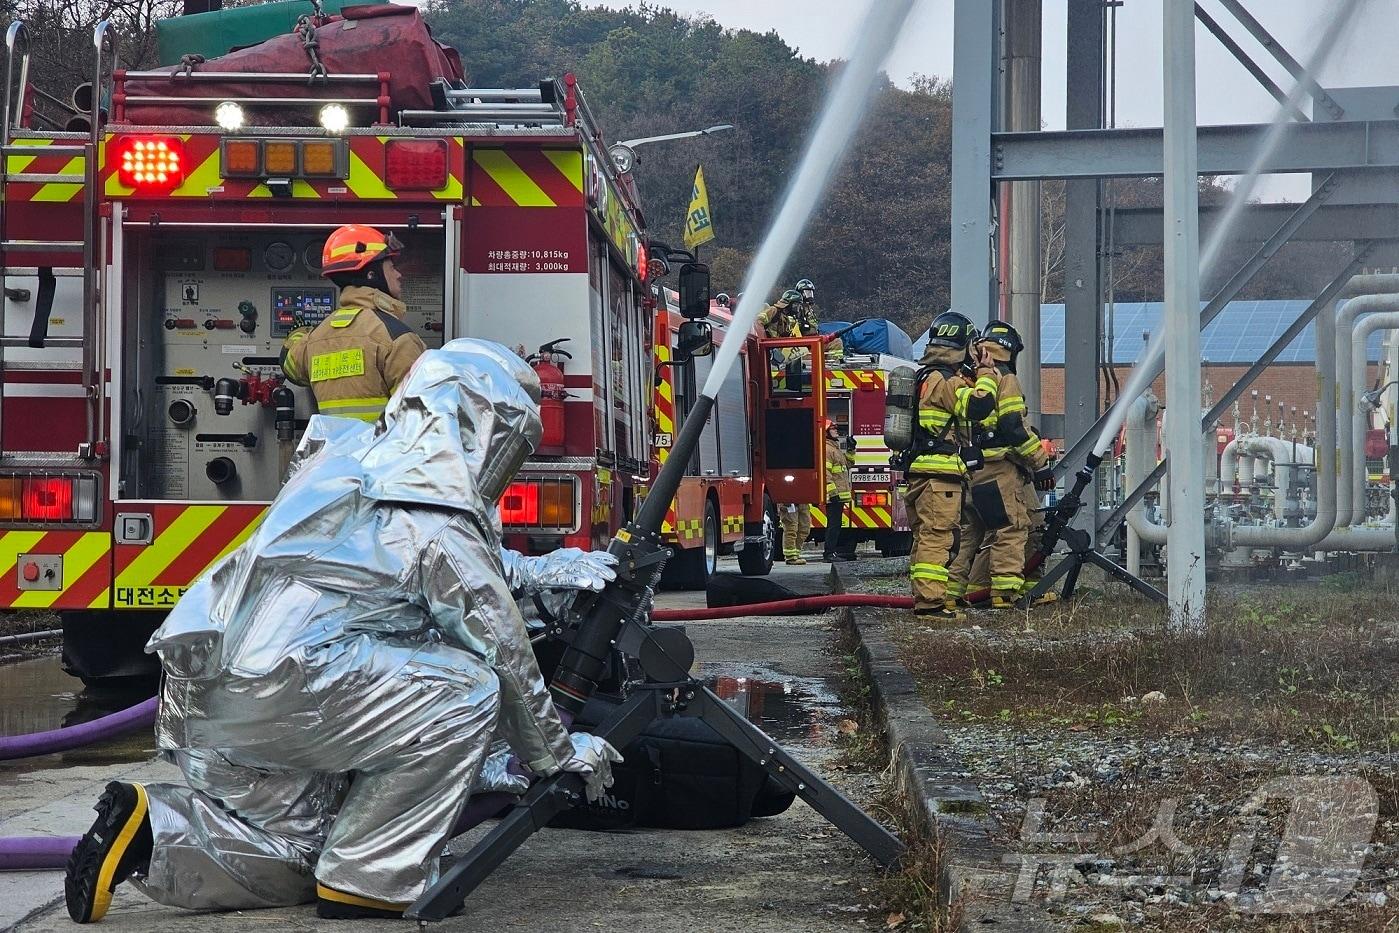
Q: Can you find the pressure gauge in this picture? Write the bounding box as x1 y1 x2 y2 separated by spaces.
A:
304 239 325 272
263 241 296 274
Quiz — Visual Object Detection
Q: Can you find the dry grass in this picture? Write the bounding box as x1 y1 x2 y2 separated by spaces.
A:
886 581 1399 751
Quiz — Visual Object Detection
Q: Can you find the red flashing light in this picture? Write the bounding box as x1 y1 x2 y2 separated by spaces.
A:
499 481 539 526
116 137 186 190
385 139 448 190
637 239 649 283
22 477 73 521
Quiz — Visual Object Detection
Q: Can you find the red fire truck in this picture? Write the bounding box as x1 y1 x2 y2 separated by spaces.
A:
0 5 817 682
812 354 913 557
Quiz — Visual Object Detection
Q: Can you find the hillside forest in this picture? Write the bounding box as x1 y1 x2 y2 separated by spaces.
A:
7 0 1354 337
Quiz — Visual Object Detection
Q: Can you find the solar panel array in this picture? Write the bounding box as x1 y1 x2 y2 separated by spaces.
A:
930 300 1390 365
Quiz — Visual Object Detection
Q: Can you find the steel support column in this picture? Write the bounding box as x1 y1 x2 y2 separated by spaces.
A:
1162 0 1205 631
1059 0 1103 527
1004 0 1043 423
950 0 997 326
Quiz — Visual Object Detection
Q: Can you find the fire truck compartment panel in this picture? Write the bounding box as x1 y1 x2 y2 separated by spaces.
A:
122 229 444 502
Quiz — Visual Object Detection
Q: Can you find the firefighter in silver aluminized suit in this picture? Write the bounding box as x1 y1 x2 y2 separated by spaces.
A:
64 339 622 923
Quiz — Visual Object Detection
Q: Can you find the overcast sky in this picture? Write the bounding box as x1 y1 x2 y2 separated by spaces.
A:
585 0 1399 199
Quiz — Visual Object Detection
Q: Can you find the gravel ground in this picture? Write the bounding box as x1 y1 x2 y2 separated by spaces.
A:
843 556 1399 932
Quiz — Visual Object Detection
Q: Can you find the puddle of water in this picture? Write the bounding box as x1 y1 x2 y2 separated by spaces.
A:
702 665 846 745
0 655 156 768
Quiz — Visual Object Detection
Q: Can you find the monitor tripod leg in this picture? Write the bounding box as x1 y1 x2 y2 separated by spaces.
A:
407 690 660 922
1020 550 1076 605
692 687 905 868
1085 550 1167 603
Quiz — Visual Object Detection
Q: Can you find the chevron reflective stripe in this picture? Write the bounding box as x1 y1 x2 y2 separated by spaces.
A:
0 530 111 609
654 344 674 467
810 504 889 529
470 147 584 208
824 369 885 391
5 138 88 202
111 505 264 609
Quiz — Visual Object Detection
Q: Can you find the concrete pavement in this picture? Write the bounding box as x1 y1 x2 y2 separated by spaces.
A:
1 558 890 932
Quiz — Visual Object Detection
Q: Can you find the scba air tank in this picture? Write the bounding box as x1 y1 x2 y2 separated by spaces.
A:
883 366 919 451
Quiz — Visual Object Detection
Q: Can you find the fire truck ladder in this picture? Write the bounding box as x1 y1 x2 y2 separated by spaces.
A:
0 20 115 461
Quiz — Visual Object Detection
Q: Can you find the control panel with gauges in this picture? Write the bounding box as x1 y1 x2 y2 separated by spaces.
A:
120 229 446 502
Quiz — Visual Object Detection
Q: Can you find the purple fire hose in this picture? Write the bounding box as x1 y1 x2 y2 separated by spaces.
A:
0 698 159 871
0 696 157 762
0 837 80 870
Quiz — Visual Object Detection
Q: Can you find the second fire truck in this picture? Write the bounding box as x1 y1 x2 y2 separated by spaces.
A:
0 3 822 682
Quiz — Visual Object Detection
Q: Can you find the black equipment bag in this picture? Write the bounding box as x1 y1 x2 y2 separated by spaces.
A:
548 695 796 832
971 479 1011 530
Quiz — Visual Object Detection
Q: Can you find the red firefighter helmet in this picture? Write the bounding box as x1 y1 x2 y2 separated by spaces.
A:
321 224 403 276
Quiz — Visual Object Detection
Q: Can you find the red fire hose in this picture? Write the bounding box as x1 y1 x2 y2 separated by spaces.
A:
651 553 1047 620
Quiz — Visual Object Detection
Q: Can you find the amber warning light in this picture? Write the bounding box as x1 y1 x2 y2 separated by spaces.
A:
115 137 186 190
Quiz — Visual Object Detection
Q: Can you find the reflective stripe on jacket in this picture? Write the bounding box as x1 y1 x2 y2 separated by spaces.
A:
281 286 427 422
825 437 853 502
975 368 1048 468
910 368 998 477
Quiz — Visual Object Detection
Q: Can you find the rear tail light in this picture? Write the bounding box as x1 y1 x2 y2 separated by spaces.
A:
263 141 298 176
0 474 99 523
499 476 577 532
858 491 890 508
301 141 341 176
386 139 448 190
222 139 260 176
219 139 346 180
115 137 185 190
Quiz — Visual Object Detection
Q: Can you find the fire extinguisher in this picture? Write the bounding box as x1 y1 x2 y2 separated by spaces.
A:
528 338 572 455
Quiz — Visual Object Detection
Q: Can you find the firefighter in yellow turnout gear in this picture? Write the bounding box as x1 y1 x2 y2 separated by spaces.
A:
902 312 999 620
948 321 1055 609
823 418 853 562
281 224 427 422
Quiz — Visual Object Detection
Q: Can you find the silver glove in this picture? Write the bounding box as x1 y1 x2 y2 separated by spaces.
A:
559 732 624 802
500 547 618 596
475 744 530 795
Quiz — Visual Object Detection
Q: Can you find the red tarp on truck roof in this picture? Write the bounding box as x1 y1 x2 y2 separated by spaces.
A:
121 4 464 127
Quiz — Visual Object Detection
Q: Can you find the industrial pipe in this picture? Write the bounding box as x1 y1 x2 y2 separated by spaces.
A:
1313 525 1397 551
1350 312 1399 527
1127 302 1339 550
1225 299 1339 550
1219 438 1257 490
1124 394 1162 569
0 628 60 647
1241 435 1315 522
1125 395 1168 546
0 697 156 761
1334 289 1399 527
